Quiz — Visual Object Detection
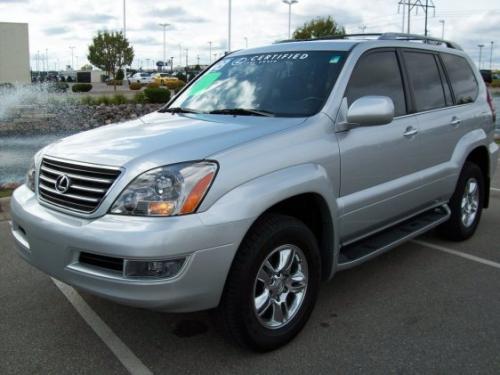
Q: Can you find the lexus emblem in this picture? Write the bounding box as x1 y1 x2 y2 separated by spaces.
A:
55 174 71 194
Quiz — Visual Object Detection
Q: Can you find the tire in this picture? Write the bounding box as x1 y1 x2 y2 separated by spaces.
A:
219 213 321 352
438 161 484 241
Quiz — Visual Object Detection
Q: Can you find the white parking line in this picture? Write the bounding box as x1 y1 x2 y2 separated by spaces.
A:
52 278 153 375
412 240 500 270
491 187 500 192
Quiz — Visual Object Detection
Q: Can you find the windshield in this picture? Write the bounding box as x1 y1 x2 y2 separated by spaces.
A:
168 50 348 117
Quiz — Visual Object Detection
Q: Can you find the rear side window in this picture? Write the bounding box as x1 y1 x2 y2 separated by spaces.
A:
346 51 407 117
404 52 446 112
441 53 479 104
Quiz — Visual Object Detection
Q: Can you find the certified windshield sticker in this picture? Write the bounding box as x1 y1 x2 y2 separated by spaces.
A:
188 72 221 96
210 58 232 71
329 55 342 64
231 53 309 66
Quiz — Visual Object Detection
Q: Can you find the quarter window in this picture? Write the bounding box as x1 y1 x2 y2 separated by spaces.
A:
346 51 407 117
441 53 479 104
404 52 446 112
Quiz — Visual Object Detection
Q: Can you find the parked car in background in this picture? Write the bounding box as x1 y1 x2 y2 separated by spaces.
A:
128 72 152 85
152 72 180 86
10 33 498 352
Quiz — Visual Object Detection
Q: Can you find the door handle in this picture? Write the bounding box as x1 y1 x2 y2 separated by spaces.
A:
450 117 461 127
403 127 418 137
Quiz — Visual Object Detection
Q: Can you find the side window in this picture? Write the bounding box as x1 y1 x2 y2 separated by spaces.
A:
346 51 407 117
404 52 446 112
441 53 479 104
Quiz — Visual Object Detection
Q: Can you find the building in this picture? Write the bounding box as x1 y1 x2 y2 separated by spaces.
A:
0 22 30 84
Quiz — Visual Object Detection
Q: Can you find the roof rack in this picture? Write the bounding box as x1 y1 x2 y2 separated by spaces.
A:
277 32 462 50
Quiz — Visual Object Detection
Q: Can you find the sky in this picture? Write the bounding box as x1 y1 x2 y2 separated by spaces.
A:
0 0 499 71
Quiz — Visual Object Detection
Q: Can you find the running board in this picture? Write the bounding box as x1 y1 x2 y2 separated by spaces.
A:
337 205 451 270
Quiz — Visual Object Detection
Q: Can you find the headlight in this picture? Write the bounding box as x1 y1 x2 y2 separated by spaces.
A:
26 159 36 192
110 161 218 216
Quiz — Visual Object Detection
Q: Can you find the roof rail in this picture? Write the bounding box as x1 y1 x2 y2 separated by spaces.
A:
277 32 463 50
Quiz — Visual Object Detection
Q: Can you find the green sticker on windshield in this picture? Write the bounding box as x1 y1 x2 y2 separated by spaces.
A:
188 72 221 96
329 55 341 64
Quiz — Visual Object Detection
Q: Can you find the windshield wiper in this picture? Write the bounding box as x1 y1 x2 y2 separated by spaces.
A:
161 107 203 114
208 108 275 117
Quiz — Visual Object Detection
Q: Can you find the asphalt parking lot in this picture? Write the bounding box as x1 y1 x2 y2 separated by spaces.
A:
1 171 500 374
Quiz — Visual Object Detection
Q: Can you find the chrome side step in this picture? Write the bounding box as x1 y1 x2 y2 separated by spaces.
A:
337 205 451 270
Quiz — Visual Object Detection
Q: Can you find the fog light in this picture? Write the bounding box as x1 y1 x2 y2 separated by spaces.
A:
124 258 185 279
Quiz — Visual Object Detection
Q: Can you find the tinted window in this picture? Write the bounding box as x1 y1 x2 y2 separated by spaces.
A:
170 51 348 117
405 52 446 112
441 53 479 104
346 51 406 116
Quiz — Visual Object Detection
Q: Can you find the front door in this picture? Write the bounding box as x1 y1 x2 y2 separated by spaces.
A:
336 49 423 244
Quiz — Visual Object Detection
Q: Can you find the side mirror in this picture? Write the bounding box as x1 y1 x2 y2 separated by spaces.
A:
339 96 395 131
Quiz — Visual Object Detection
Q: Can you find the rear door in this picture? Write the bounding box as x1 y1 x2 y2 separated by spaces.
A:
403 50 480 204
337 49 422 243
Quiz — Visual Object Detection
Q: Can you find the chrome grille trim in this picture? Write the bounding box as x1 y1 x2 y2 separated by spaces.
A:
38 156 122 214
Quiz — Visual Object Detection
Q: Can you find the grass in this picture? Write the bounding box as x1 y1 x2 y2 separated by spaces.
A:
0 189 14 198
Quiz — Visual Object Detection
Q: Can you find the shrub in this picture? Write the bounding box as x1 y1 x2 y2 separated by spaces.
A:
491 80 500 88
106 80 123 86
48 82 69 93
0 82 15 91
111 94 128 105
144 87 171 103
147 82 160 89
81 96 97 106
129 82 142 90
72 83 93 93
165 80 186 90
115 69 125 80
133 92 148 104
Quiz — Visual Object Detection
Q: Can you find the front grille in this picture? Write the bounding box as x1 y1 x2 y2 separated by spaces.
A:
79 252 124 272
38 157 121 213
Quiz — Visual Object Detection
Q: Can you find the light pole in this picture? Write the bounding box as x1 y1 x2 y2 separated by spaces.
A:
178 44 182 68
159 23 170 71
490 41 494 70
244 36 248 48
170 57 174 73
439 19 445 39
359 25 367 34
69 46 75 70
208 41 212 63
478 44 485 69
228 0 232 52
185 48 189 68
282 0 298 39
123 0 127 80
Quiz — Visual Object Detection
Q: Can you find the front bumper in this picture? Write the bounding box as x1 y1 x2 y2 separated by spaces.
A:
10 185 251 312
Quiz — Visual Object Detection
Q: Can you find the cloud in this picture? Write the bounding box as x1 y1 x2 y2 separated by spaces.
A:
0 0 28 3
145 5 208 23
66 13 116 24
43 26 71 35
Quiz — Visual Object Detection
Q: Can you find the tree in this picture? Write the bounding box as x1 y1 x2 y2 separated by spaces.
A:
87 31 134 90
80 64 93 71
293 16 345 40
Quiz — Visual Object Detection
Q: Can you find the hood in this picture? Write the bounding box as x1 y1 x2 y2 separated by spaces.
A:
44 111 306 167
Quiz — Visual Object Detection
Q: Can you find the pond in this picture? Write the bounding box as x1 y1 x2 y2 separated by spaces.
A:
1 97 500 186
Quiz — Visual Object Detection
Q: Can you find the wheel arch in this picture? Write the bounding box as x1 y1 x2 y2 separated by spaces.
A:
465 146 490 207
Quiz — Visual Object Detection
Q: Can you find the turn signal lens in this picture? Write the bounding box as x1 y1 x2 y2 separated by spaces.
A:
148 201 175 216
181 172 215 214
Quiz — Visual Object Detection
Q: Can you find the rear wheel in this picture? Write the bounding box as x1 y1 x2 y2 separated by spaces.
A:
219 213 321 351
438 161 484 241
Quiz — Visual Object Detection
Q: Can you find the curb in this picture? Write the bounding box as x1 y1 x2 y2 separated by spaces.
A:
0 197 11 222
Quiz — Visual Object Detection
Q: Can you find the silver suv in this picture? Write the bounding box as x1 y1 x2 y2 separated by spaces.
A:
10 33 498 351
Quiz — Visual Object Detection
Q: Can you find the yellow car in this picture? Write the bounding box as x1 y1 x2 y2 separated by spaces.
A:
152 73 179 86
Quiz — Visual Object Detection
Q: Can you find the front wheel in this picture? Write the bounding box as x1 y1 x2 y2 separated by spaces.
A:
219 213 321 351
438 161 484 241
